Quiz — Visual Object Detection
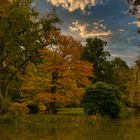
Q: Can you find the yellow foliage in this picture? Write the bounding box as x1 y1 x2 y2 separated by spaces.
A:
39 103 46 112
22 33 94 106
9 102 28 119
125 63 140 107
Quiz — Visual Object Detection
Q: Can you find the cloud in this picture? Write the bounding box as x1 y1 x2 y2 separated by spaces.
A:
47 0 95 12
121 10 129 15
111 53 133 59
69 20 112 38
119 29 125 32
96 0 109 5
129 21 140 27
132 21 140 27
47 0 101 12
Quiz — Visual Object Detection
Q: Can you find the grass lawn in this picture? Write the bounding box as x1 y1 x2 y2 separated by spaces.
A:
57 107 84 114
1 108 140 140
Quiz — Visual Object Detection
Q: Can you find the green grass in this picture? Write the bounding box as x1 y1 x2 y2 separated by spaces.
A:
57 107 84 114
0 109 88 140
1 108 140 140
0 115 15 124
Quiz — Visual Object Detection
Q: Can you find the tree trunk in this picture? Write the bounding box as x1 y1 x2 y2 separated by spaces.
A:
46 70 58 114
45 101 57 114
0 83 10 114
48 101 57 114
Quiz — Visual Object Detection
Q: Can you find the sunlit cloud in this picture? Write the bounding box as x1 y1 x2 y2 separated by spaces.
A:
69 20 112 38
132 21 140 27
129 20 140 27
47 0 109 12
47 0 96 12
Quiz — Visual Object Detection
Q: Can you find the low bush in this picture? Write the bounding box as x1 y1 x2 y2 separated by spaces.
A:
27 102 39 114
81 82 125 118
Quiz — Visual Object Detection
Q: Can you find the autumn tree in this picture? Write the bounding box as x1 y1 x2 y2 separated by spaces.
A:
124 58 140 107
125 0 140 107
22 32 93 113
0 0 59 113
0 0 10 6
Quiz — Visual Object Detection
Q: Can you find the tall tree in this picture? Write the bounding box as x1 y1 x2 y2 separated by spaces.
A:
126 0 140 107
125 58 140 107
111 57 130 92
0 0 59 113
22 33 93 113
81 38 110 82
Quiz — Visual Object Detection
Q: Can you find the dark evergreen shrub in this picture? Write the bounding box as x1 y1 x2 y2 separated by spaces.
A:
81 82 123 118
27 102 39 114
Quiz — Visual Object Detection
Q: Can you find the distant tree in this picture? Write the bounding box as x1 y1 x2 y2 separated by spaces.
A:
126 0 140 107
111 57 130 92
97 57 130 93
111 57 129 70
81 82 123 118
81 38 110 82
0 0 59 113
125 58 140 107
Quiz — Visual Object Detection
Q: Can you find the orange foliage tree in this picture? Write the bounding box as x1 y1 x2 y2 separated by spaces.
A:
22 32 93 113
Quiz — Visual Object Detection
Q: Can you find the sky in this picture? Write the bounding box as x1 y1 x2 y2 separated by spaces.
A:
35 0 140 66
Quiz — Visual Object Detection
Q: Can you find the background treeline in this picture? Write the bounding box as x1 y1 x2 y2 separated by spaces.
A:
0 0 140 118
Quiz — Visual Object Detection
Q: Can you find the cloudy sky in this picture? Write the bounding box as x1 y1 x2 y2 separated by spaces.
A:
36 0 140 66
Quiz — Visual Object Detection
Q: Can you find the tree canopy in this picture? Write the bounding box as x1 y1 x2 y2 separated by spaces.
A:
0 0 59 113
81 38 110 82
0 0 139 117
22 32 93 113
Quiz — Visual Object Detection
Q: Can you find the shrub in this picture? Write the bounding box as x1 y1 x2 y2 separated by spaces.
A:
81 82 124 118
27 102 39 114
10 102 28 114
10 92 21 102
0 97 10 113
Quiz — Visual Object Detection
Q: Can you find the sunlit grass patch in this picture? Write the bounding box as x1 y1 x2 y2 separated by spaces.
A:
57 107 84 114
